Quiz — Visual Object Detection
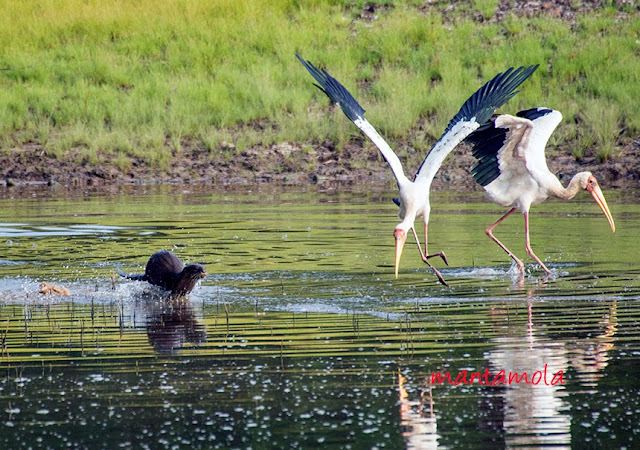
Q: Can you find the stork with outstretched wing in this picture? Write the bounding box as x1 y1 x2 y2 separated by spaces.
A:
298 53 538 284
466 107 615 273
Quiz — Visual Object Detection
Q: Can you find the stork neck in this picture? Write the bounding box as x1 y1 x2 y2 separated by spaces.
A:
547 172 589 200
396 203 419 232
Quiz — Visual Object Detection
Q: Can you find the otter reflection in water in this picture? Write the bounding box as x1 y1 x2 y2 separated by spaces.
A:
118 250 206 296
145 294 207 354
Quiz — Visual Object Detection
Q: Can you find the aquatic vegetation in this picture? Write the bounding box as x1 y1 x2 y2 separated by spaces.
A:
0 1 637 171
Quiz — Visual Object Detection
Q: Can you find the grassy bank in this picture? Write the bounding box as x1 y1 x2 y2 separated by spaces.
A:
0 0 638 177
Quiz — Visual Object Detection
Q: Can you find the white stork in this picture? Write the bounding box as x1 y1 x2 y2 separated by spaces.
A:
297 53 538 284
466 107 616 274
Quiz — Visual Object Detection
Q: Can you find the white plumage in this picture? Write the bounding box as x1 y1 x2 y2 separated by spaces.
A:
467 107 615 274
298 53 538 284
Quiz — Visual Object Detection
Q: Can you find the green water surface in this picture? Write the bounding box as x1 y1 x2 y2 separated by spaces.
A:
0 186 638 448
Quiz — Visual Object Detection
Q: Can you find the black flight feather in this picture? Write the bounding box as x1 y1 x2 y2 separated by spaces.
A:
415 64 538 178
516 107 554 121
439 64 539 142
296 52 365 123
466 107 554 187
467 118 509 187
297 52 539 189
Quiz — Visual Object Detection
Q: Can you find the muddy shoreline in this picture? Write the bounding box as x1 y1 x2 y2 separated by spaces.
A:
2 1 638 194
2 137 639 193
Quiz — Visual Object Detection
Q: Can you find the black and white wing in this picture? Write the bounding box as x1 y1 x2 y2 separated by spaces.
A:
467 107 562 187
297 53 409 186
414 65 539 185
516 108 563 175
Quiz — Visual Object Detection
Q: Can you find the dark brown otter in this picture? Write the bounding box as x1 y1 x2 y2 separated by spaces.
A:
118 250 206 296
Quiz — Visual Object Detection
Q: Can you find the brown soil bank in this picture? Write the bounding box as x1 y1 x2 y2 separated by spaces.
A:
1 1 637 193
1 137 639 192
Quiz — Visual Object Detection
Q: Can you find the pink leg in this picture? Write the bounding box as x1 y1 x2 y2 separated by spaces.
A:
486 208 524 273
524 211 551 274
423 223 448 265
410 227 448 287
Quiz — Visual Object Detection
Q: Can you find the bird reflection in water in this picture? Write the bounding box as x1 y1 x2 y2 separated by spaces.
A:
483 298 619 447
485 301 571 448
398 371 440 449
567 299 618 389
144 293 207 354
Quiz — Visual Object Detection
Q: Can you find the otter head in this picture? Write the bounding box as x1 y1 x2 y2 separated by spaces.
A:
172 264 207 296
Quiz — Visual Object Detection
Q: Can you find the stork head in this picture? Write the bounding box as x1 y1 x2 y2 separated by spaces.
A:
392 184 428 279
583 174 615 232
393 219 417 279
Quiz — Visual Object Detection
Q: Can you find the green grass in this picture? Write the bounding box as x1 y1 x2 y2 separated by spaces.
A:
0 0 638 171
472 0 500 20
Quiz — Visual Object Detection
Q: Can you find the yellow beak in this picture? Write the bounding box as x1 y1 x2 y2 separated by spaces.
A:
587 182 615 232
394 229 407 279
